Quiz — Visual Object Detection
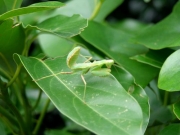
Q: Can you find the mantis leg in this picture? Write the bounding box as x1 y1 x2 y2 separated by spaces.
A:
33 72 73 81
83 57 92 63
81 74 87 101
60 71 73 74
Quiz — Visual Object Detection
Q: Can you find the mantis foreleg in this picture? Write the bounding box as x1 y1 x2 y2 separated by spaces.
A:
83 57 92 63
81 74 87 101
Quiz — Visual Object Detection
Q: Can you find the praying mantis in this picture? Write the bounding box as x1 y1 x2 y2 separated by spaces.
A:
35 47 114 101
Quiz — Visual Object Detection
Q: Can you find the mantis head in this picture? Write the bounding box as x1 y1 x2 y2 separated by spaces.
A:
105 60 114 68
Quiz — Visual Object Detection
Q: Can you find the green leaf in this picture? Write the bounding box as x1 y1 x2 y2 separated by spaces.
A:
173 101 180 120
16 54 144 135
111 66 149 134
28 14 87 38
0 1 64 21
131 54 162 68
38 34 74 57
80 21 159 87
159 124 180 135
0 19 25 73
133 2 180 49
131 49 174 69
158 49 180 91
94 0 123 22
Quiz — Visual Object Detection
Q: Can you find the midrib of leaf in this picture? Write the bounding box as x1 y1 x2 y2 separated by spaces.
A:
33 57 135 135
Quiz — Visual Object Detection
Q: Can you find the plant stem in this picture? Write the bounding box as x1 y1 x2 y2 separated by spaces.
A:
6 64 22 88
21 87 32 132
0 106 19 127
0 68 12 80
1 116 18 135
2 97 28 135
1 82 29 135
33 99 51 135
0 53 14 74
32 90 42 111
163 91 169 106
89 0 104 20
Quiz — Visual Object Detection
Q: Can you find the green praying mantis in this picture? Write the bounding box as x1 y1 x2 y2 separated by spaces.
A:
35 47 114 101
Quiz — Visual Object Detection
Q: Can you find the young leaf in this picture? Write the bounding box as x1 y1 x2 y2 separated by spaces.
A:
158 49 180 91
16 54 144 135
0 1 64 21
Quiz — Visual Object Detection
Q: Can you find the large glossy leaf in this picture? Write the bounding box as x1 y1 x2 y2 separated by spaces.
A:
158 49 180 91
133 2 180 49
80 21 159 87
159 124 180 135
28 14 88 38
0 19 25 74
0 1 64 21
94 0 123 22
16 54 144 135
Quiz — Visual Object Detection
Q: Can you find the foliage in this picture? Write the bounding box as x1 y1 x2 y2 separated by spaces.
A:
0 0 180 135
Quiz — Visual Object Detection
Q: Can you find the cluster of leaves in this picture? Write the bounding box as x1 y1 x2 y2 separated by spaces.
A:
0 0 180 135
